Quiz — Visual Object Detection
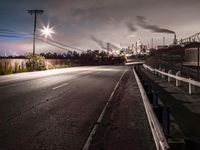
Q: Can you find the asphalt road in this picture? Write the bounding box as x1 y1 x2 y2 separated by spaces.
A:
0 65 127 150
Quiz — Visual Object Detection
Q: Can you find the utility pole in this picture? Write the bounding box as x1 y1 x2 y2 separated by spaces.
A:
198 46 200 80
28 9 44 56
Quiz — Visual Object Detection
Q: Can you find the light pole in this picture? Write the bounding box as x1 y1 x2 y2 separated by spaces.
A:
28 9 44 56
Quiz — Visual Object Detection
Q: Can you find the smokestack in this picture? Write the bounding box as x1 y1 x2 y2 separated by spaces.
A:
135 42 137 52
107 43 110 52
163 37 165 46
173 33 177 45
131 44 134 50
151 38 154 49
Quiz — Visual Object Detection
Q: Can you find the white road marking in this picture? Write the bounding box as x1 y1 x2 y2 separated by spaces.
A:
84 75 90 78
82 68 127 150
0 84 18 89
96 71 101 74
52 83 69 90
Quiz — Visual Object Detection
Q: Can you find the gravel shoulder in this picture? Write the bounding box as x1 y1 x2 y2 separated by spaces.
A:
88 67 156 150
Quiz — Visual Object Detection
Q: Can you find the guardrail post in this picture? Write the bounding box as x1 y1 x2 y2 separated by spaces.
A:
147 90 153 104
168 70 172 82
143 82 149 92
154 68 157 75
189 78 192 94
158 68 162 77
143 65 147 70
152 90 158 106
162 106 170 136
188 78 198 95
162 69 165 79
176 71 181 87
153 105 163 123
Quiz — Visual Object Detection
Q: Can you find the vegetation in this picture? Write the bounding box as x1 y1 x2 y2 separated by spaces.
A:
0 50 127 75
0 63 12 75
26 53 46 71
40 50 126 65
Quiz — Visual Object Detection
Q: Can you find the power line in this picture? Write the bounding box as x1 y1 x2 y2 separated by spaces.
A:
0 29 30 35
0 34 21 38
0 28 32 38
0 27 86 52
38 36 85 52
37 37 77 52
0 29 17 33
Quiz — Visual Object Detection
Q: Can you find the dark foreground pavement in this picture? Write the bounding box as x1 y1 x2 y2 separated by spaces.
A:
0 66 127 150
0 65 156 150
88 68 156 150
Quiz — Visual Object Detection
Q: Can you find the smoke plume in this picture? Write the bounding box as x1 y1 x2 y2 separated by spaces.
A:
109 43 120 50
90 35 107 50
136 16 175 34
90 35 120 51
126 22 137 32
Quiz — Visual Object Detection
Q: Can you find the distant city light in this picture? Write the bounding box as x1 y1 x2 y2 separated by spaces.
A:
40 24 55 39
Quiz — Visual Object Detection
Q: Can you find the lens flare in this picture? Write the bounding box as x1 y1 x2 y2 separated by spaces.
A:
40 24 55 39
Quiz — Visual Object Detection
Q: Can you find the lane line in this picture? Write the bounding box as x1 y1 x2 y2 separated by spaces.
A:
0 79 15 83
83 75 90 78
52 83 69 90
82 68 128 150
95 71 101 74
0 69 96 90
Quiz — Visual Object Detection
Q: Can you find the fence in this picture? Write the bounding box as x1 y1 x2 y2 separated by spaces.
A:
143 64 200 94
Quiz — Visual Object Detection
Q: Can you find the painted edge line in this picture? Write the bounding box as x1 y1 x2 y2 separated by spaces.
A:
52 83 69 90
82 68 128 150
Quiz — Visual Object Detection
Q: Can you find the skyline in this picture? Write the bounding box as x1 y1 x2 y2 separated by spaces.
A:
0 0 200 55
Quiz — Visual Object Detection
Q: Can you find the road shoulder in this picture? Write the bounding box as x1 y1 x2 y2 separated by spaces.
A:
88 67 156 150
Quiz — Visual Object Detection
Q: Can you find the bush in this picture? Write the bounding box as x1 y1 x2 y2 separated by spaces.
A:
121 55 127 63
0 63 13 75
26 53 46 71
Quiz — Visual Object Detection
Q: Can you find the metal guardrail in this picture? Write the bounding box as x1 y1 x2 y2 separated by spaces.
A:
133 66 170 150
143 64 200 94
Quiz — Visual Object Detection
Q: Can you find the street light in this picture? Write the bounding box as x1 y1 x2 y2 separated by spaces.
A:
40 24 55 39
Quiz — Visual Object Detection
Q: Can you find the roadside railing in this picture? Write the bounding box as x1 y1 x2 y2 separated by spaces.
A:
143 64 200 94
133 66 170 150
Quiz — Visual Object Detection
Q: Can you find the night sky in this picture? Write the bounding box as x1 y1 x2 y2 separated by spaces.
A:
0 0 200 55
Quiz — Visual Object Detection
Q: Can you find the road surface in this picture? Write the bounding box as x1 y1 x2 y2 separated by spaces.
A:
0 65 127 150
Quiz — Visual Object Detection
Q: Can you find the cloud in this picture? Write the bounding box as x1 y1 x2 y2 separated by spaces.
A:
126 34 136 39
136 16 175 34
1 0 200 54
